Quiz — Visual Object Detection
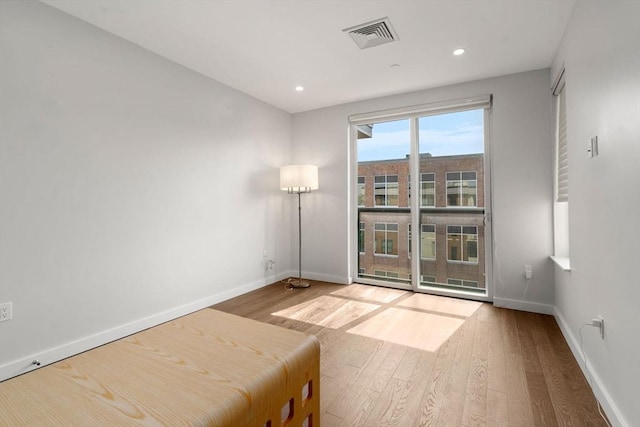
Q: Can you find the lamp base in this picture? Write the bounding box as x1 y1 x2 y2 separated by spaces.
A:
286 278 311 289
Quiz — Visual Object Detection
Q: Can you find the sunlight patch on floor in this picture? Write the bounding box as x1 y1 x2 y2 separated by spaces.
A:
346 307 465 352
330 284 407 303
398 293 482 318
272 296 380 329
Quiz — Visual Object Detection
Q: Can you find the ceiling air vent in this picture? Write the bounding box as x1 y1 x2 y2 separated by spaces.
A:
343 17 399 50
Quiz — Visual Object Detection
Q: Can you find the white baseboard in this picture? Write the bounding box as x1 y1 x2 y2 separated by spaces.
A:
0 272 288 382
492 297 555 315
304 271 350 285
554 309 627 427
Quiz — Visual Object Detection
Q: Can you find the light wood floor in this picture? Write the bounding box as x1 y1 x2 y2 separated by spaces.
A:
212 281 607 426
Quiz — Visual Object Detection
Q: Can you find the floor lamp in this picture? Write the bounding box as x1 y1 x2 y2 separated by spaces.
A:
280 164 318 289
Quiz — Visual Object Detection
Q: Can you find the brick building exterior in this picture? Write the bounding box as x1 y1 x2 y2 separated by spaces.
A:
357 153 486 292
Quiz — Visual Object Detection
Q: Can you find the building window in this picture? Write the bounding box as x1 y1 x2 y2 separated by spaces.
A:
447 225 478 263
374 175 398 206
358 222 365 254
447 278 479 288
374 222 399 256
359 268 365 274
420 224 436 259
446 172 477 207
421 275 436 283
420 173 435 207
357 176 365 207
374 270 399 278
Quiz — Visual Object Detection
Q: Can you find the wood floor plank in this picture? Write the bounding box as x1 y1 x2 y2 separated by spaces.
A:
461 316 489 427
320 364 360 410
434 313 477 426
391 350 436 426
504 352 535 427
360 378 408 427
415 327 461 426
501 309 523 355
487 389 509 427
515 312 558 426
393 347 423 383
486 305 507 394
211 280 608 427
318 411 342 427
371 344 407 393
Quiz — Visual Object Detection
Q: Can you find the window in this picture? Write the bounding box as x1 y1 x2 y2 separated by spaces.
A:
556 76 568 203
446 172 477 207
357 176 365 207
352 96 492 293
447 225 478 263
409 174 435 207
552 69 570 265
420 173 435 207
420 224 436 259
374 175 398 206
374 222 398 256
358 222 365 253
447 278 479 288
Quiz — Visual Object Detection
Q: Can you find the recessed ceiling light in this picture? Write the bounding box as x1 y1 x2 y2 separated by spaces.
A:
453 48 465 56
390 63 400 69
295 86 304 92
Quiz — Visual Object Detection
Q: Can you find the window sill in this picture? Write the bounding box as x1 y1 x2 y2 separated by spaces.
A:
550 256 571 271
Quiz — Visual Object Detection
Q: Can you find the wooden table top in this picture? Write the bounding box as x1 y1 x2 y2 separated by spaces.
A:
0 308 320 426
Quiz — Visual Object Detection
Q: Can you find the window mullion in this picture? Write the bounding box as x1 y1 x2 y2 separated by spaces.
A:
410 117 420 289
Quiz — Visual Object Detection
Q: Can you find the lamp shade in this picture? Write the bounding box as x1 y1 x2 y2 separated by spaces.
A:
280 164 319 192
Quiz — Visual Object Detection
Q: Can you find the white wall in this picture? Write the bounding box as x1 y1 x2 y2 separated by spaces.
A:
0 0 292 380
292 69 555 311
550 2 640 426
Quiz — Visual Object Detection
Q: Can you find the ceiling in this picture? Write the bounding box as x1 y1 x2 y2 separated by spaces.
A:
41 0 575 114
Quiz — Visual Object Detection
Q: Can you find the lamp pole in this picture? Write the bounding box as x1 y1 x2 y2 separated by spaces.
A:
296 191 307 287
279 164 318 289
291 189 309 288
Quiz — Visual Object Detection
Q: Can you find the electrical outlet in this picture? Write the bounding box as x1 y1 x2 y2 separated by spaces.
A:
0 302 12 322
524 265 532 279
591 316 604 339
263 250 275 271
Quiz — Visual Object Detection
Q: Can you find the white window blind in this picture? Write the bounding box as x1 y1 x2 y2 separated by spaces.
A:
555 73 568 203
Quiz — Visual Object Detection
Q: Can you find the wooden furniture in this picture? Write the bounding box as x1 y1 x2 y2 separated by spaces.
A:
0 309 320 426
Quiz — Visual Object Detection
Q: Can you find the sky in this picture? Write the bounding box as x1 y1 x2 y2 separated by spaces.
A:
357 109 484 162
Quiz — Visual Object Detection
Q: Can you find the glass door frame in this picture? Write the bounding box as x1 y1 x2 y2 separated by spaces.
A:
348 95 494 302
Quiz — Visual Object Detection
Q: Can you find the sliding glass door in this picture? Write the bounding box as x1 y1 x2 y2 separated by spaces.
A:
352 97 492 300
416 110 487 295
356 119 412 288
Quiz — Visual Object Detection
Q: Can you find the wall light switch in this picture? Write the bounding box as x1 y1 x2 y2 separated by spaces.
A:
588 136 599 158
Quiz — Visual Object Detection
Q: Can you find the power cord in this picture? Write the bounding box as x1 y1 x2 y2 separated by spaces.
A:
282 278 296 291
522 277 531 298
281 278 310 291
578 323 612 427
